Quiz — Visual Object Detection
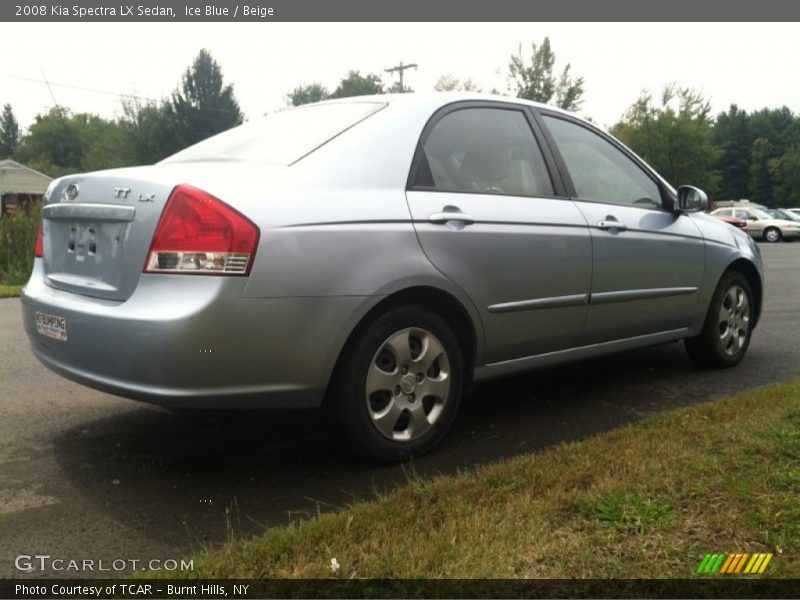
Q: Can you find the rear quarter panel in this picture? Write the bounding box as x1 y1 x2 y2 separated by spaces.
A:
157 102 488 374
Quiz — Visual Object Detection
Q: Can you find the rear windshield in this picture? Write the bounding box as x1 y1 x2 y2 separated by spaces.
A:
162 102 386 166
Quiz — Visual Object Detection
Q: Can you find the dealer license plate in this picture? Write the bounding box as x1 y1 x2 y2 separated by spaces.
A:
35 311 67 341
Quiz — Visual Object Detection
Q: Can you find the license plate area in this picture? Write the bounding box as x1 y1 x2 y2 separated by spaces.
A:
35 311 67 341
43 218 130 298
47 219 127 267
67 221 99 261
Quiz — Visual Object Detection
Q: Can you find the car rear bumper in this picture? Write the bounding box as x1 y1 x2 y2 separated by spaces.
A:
21 261 375 409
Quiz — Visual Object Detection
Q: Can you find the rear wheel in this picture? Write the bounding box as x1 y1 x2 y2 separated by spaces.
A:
763 227 782 243
329 306 463 461
685 271 754 368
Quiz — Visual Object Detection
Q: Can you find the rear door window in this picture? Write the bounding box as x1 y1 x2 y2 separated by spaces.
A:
413 107 554 198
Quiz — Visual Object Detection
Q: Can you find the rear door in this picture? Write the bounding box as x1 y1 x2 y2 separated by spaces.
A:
537 112 705 344
405 102 592 364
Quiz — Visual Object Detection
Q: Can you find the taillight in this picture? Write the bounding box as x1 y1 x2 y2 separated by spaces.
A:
34 222 43 258
144 185 259 275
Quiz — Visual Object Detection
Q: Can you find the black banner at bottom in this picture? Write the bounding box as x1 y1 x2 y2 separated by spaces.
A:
3 578 800 599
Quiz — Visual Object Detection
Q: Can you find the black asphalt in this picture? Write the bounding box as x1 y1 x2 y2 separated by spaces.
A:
1 243 798 578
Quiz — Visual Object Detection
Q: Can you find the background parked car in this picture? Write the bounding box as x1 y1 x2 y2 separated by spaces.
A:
766 208 800 223
710 206 800 242
709 213 748 231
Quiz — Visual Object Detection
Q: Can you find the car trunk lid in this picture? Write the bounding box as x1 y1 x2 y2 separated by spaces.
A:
42 171 175 301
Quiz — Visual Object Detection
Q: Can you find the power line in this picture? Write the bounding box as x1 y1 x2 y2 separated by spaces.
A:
0 72 157 102
1 70 247 121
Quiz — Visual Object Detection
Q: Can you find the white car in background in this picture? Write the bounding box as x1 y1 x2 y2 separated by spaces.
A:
766 208 800 223
711 206 800 242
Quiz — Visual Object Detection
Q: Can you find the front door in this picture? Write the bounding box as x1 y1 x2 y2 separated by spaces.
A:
539 113 705 344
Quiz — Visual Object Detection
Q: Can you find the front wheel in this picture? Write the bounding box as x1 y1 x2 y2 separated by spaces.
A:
685 272 754 368
763 227 782 243
329 306 464 461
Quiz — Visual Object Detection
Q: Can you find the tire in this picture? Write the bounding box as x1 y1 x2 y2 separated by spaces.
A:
763 227 782 243
328 306 464 462
685 271 754 368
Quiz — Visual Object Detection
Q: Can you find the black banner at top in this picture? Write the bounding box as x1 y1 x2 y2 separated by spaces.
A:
2 0 800 22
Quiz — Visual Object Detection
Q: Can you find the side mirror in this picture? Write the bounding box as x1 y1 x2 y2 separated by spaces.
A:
676 185 708 213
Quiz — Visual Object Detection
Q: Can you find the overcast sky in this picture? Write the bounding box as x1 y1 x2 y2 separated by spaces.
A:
1 22 799 131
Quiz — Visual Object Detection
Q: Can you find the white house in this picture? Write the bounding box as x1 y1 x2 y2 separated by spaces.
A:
0 159 53 217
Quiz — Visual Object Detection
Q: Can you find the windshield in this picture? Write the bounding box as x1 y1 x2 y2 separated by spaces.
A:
769 209 800 221
162 102 386 166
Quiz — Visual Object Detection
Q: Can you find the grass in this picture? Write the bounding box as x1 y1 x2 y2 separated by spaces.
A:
148 380 800 580
0 284 22 298
0 205 40 287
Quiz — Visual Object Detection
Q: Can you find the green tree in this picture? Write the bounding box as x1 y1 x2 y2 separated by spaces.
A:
507 37 584 111
744 107 797 206
770 146 800 206
80 115 136 172
331 71 384 98
287 83 329 106
748 107 794 153
712 105 751 200
0 104 20 158
14 107 136 177
14 107 84 176
612 84 720 195
748 137 775 205
122 98 178 164
169 49 244 149
387 82 413 94
434 74 482 92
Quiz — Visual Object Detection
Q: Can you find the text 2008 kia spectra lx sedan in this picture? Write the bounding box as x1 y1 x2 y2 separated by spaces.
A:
22 94 764 460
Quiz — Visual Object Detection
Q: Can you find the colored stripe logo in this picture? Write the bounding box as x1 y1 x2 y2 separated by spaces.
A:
695 552 773 574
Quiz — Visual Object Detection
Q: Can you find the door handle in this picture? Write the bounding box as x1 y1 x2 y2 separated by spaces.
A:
428 212 476 225
597 219 627 231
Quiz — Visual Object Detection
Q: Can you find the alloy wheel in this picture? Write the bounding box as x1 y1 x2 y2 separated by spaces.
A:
718 284 750 356
365 328 451 441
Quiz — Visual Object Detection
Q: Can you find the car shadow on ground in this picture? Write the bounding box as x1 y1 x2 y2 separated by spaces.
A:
49 340 748 553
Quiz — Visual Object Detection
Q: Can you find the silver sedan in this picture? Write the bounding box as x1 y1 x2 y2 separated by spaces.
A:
22 94 764 460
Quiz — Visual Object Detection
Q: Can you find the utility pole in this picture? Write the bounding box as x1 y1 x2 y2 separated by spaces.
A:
385 61 418 91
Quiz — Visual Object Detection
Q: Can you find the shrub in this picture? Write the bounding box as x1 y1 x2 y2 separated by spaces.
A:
0 205 41 285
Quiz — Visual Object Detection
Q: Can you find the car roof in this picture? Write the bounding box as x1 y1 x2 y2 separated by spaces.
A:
316 92 575 118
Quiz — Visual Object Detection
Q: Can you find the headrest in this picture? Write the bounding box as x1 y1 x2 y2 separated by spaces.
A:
458 143 508 182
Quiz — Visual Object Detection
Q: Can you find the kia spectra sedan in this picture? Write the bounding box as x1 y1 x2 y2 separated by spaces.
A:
22 94 764 461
